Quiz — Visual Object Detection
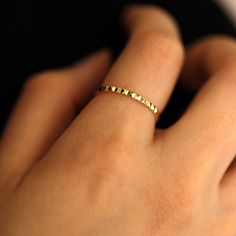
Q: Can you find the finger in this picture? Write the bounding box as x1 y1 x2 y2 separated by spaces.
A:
180 36 235 90
163 36 236 183
220 157 236 206
0 49 111 186
63 4 184 146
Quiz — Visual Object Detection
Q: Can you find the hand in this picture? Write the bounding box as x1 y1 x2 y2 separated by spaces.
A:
0 4 236 236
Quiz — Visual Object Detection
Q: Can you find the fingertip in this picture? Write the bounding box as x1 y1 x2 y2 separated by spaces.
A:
73 48 113 68
92 48 113 63
121 3 181 39
121 3 155 32
122 3 158 18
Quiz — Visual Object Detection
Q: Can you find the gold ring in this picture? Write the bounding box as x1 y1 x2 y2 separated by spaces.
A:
96 85 160 118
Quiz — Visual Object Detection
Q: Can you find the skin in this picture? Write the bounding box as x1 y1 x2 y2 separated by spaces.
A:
0 4 236 236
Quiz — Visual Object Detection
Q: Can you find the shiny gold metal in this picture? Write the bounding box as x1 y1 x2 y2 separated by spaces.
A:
96 85 160 118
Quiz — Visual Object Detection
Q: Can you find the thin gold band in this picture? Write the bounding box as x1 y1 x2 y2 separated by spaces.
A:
96 85 160 118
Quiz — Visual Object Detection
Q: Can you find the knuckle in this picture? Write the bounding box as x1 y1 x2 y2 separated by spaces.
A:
161 183 200 225
175 185 200 215
80 130 138 172
76 136 132 187
133 31 184 63
94 132 136 160
155 164 202 225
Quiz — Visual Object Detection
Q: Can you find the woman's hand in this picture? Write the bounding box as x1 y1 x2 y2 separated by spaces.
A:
0 4 236 236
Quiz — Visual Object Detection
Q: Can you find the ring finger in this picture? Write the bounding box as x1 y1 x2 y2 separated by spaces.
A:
63 4 184 147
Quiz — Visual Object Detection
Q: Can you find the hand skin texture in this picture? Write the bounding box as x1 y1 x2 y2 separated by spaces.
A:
0 4 236 236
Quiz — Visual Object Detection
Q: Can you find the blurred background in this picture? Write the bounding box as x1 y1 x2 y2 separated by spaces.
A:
1 0 236 132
